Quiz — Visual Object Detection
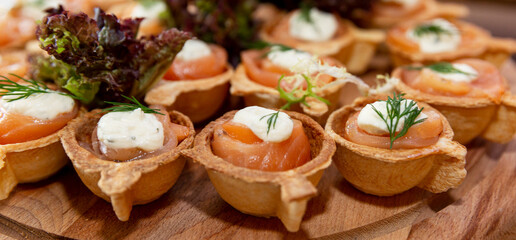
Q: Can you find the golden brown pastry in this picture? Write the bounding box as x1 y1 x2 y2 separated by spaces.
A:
387 18 516 68
183 107 335 232
325 95 467 196
392 59 516 144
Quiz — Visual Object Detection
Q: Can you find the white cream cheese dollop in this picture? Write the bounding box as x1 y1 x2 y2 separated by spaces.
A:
431 63 478 83
232 106 294 143
0 92 75 121
97 108 164 153
407 18 461 53
357 100 427 135
288 8 338 42
267 47 314 70
131 1 167 23
21 0 65 21
175 39 212 61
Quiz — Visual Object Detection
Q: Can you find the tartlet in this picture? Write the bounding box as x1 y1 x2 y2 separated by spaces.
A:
325 96 467 196
145 66 233 123
183 109 336 232
387 18 516 68
59 109 195 221
392 60 516 144
367 0 468 29
0 124 70 200
259 8 384 74
231 49 367 125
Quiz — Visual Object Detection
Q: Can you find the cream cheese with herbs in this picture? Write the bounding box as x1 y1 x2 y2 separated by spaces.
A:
97 108 164 153
288 8 338 42
232 106 293 143
357 100 427 135
0 92 75 120
407 18 461 53
176 39 212 61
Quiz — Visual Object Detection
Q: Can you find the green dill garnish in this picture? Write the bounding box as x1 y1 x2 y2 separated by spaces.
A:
406 62 476 76
299 2 313 23
0 74 83 102
103 95 164 115
247 41 296 58
137 0 158 9
370 93 426 149
413 23 451 38
260 74 329 134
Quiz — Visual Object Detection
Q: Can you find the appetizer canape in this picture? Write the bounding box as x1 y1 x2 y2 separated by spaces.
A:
259 6 384 74
183 106 336 232
59 98 195 221
325 94 467 196
392 59 516 144
0 75 81 200
0 50 29 81
366 0 468 29
231 46 369 124
107 0 168 36
387 18 516 68
145 39 233 123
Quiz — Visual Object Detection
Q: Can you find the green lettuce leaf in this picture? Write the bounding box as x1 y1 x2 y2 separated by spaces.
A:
34 6 191 104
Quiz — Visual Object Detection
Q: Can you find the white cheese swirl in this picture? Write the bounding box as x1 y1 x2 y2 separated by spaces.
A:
175 39 212 61
432 63 478 83
96 108 164 153
357 100 427 135
267 47 313 71
131 1 167 21
407 18 461 53
232 106 294 143
288 8 338 42
0 92 75 120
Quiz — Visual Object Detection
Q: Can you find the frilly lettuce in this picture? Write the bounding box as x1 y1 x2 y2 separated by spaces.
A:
33 6 191 104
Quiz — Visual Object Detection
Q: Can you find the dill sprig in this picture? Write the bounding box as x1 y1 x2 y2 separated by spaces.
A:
370 93 426 149
406 62 476 76
103 95 164 115
413 23 451 38
247 41 296 58
260 74 330 134
0 74 82 102
299 2 313 23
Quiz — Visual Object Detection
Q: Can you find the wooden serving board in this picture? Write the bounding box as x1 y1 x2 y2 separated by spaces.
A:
0 60 515 239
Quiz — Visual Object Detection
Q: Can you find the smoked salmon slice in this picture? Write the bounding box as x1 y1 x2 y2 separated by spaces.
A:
402 59 507 103
163 45 227 81
0 103 78 145
344 107 443 149
211 119 311 171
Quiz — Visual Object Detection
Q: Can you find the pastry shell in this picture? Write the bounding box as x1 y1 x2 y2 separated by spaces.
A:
368 0 468 29
59 109 195 221
393 68 516 144
145 66 233 123
230 64 347 124
325 96 467 196
259 11 385 74
387 20 516 68
0 128 69 200
183 110 336 232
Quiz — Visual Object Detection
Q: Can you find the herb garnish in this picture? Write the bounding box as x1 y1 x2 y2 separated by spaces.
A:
406 62 476 76
0 74 83 102
370 93 426 149
260 74 329 134
413 23 451 38
103 95 164 115
299 2 313 23
247 41 296 58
